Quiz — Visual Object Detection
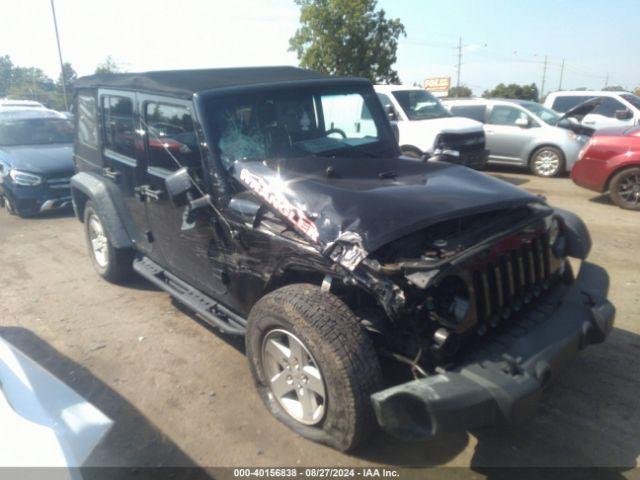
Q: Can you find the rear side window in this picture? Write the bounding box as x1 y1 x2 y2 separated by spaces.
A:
77 94 98 149
144 102 202 173
487 105 528 126
593 97 626 117
551 95 590 113
450 105 486 123
102 95 135 158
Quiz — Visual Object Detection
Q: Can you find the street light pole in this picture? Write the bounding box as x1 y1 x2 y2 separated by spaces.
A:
50 0 68 111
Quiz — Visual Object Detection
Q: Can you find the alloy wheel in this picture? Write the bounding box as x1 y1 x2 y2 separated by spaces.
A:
533 149 561 176
617 171 640 208
88 213 109 268
261 328 326 425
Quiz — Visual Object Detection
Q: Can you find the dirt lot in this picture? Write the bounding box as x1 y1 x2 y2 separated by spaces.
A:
0 168 639 474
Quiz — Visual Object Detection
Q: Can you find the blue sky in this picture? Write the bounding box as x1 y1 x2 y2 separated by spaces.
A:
1 0 638 96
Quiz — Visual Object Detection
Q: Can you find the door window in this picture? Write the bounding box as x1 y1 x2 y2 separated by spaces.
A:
551 96 589 113
77 94 98 149
320 93 378 138
102 95 135 158
450 105 487 123
592 97 626 118
487 105 529 126
144 102 202 174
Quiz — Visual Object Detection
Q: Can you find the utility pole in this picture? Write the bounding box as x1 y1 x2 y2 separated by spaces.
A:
50 0 68 111
604 72 609 89
540 55 548 102
456 36 462 97
558 58 565 91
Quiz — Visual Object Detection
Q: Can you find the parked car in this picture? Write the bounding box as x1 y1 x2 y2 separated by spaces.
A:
71 67 613 451
374 85 488 168
444 98 597 177
0 108 74 217
0 99 45 110
572 126 640 210
545 90 640 129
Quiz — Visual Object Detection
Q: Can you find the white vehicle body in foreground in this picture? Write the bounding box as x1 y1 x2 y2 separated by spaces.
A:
374 84 486 162
0 337 112 472
544 90 640 129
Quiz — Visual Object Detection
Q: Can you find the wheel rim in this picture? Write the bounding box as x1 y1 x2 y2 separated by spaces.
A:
534 150 560 176
261 329 326 425
617 171 640 207
88 214 109 268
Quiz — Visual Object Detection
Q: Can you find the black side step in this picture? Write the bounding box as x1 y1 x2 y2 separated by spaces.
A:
133 256 247 335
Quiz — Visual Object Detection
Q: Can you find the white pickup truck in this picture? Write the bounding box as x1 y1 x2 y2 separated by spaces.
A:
374 85 488 168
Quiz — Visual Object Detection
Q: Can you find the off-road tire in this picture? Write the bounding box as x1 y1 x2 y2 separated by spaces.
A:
83 201 134 283
246 283 383 451
529 146 565 177
609 167 640 210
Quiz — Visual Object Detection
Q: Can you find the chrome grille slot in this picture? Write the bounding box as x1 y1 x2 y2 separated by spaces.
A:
472 232 551 331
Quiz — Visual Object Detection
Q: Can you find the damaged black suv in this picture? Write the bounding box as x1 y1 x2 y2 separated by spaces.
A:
70 67 615 451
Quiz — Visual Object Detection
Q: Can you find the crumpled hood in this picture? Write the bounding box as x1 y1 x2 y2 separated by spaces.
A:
234 156 543 268
0 144 74 177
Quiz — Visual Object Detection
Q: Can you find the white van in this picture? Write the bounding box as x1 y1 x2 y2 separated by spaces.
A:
544 91 640 129
374 85 487 168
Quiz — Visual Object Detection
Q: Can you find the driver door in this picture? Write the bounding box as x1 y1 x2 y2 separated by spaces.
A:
485 105 538 165
138 95 229 300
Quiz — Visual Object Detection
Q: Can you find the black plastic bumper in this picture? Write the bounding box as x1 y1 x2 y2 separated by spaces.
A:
371 261 615 440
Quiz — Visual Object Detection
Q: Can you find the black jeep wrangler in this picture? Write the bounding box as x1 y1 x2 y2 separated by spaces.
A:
70 67 614 451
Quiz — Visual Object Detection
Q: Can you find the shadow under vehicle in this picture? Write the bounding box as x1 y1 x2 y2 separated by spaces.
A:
69 67 614 451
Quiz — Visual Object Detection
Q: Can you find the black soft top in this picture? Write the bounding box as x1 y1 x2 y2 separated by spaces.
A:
73 66 352 99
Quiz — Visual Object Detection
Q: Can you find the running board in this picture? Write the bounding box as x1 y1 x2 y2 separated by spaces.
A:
133 256 247 335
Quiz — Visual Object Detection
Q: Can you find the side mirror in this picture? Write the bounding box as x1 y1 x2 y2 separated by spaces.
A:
515 117 529 128
165 167 192 206
615 109 633 120
384 104 398 121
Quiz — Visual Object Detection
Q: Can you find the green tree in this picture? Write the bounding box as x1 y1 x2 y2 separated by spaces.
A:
482 83 539 101
57 62 77 93
634 87 640 96
602 85 625 92
289 0 406 83
0 55 13 97
95 56 122 74
448 85 472 97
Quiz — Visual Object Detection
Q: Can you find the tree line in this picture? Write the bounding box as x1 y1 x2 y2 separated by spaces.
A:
0 55 122 111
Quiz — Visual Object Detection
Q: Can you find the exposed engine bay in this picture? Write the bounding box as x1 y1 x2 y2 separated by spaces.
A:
332 203 570 379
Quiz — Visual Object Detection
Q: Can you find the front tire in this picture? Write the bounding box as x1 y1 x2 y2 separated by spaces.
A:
609 167 640 210
246 284 382 451
530 146 565 177
83 201 134 283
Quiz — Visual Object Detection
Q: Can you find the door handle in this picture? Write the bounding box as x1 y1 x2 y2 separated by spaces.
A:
135 185 163 201
102 167 120 182
583 120 595 125
485 129 495 134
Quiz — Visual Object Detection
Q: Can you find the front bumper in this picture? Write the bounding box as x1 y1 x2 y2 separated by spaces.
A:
371 261 614 440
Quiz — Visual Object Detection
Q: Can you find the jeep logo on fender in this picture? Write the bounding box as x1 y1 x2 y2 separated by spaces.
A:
239 168 320 243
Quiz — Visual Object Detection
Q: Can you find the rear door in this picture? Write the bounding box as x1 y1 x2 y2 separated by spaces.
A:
99 90 153 255
484 105 538 165
138 95 229 300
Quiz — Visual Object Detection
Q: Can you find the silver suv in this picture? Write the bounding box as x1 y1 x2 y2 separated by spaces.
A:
443 98 594 177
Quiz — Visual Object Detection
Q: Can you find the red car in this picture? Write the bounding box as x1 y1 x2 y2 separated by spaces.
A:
572 126 640 210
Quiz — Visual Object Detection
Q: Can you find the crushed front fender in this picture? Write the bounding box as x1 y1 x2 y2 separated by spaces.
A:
371 261 615 440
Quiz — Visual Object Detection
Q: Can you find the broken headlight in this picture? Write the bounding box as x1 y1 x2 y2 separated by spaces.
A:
548 217 566 258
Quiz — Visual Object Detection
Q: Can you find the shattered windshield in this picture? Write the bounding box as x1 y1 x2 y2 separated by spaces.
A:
204 86 395 167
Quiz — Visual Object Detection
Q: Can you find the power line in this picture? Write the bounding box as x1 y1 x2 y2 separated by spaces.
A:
540 55 548 100
456 37 462 96
50 0 68 111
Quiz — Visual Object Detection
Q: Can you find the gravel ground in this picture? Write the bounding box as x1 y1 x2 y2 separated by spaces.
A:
0 168 638 474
